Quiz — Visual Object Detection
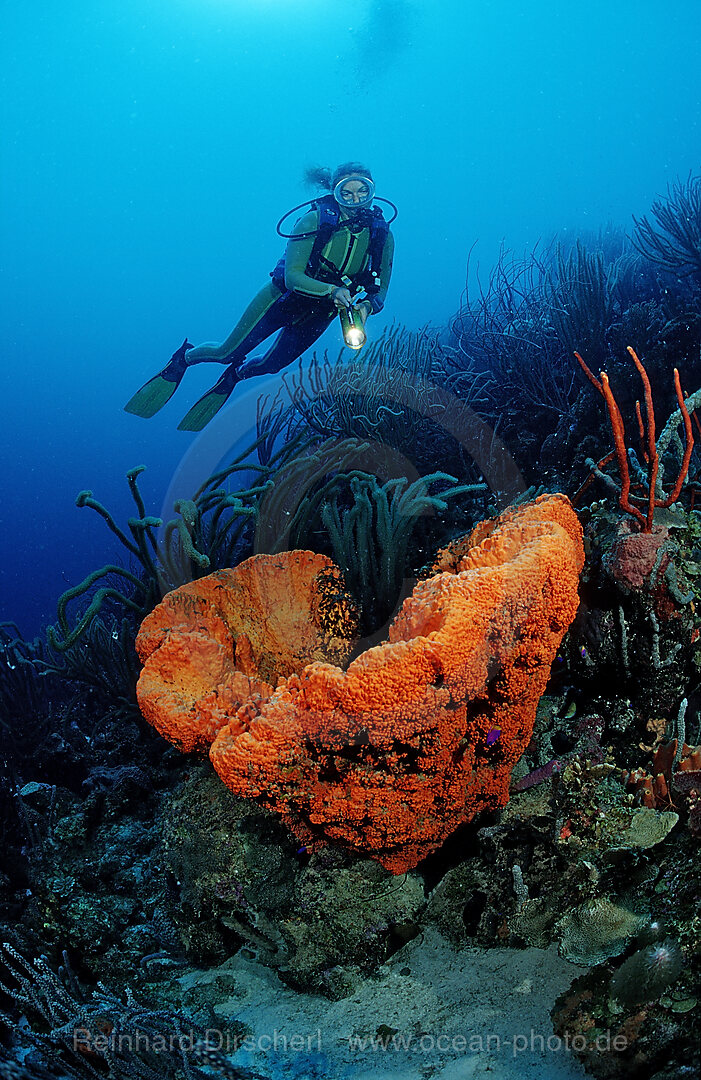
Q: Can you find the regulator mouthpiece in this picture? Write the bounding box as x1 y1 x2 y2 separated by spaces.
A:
339 306 367 350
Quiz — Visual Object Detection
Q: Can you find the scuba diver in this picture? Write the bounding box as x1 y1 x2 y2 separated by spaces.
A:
124 163 396 431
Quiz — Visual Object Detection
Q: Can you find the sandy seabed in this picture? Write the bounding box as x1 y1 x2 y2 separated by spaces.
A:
178 927 590 1079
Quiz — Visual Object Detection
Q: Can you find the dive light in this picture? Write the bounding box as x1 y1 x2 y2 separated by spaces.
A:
339 305 367 350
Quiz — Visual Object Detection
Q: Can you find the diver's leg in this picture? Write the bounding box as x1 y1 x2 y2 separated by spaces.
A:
238 302 336 380
184 283 285 365
176 290 305 431
177 296 335 432
126 284 286 421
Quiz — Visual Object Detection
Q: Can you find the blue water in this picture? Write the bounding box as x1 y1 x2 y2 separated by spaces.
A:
2 0 700 636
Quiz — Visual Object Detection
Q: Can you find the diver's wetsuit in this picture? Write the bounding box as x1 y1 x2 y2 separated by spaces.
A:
124 203 395 428
212 207 394 379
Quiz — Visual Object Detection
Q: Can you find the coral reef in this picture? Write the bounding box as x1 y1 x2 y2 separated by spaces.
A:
574 345 693 532
559 500 701 718
281 324 494 478
632 172 701 285
5 176 701 1080
0 942 256 1080
445 177 701 498
157 770 425 997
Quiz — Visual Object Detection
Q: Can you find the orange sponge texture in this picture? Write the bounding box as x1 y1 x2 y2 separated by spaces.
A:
135 551 358 753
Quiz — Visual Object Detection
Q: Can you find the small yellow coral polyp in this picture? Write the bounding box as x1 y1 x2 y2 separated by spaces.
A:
136 495 584 873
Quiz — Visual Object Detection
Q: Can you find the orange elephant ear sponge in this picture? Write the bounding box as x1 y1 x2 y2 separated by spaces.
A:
208 493 584 873
135 495 584 873
135 552 359 753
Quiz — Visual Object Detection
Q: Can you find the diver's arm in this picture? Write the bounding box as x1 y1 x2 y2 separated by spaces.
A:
357 229 395 319
370 229 395 312
283 211 336 298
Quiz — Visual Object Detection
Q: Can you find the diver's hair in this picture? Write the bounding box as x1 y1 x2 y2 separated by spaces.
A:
304 166 333 190
333 162 374 186
304 163 374 191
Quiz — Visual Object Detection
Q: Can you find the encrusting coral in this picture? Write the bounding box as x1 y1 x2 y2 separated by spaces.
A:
135 495 584 873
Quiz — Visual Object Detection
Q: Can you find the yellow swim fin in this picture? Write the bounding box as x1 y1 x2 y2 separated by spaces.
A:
177 364 241 431
124 374 181 418
124 339 192 419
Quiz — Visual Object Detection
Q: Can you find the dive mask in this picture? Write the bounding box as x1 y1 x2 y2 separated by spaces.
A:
333 175 376 210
